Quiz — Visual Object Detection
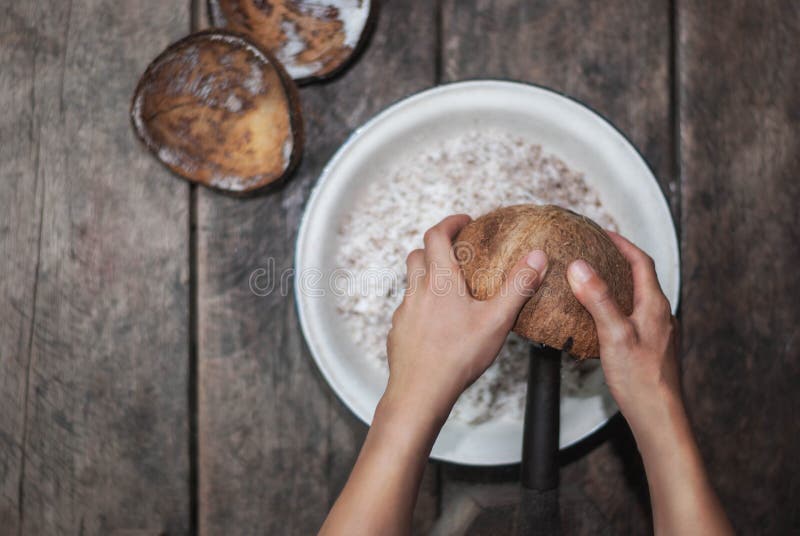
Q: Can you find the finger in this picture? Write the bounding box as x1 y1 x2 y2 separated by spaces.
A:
486 250 548 325
406 248 424 273
423 214 472 267
405 249 425 296
606 232 664 307
567 259 630 341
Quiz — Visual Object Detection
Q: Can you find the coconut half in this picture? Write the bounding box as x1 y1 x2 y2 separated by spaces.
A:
456 204 634 358
208 0 376 82
131 30 303 194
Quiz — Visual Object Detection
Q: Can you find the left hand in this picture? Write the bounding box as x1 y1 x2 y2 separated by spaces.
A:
383 214 549 422
320 215 548 536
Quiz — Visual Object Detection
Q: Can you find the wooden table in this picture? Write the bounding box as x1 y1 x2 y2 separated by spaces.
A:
1 0 797 534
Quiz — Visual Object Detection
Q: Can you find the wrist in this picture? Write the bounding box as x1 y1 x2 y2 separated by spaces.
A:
382 372 461 424
366 395 442 466
376 384 452 446
626 387 692 459
619 381 681 432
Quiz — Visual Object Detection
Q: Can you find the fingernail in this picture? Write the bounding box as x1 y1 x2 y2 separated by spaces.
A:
526 250 548 274
569 259 595 283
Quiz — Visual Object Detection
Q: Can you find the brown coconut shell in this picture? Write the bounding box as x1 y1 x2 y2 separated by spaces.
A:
455 204 634 359
130 30 303 195
208 0 377 83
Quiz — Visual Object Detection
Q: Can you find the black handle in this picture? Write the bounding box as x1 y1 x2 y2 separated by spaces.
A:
516 343 562 536
514 487 560 536
520 344 561 490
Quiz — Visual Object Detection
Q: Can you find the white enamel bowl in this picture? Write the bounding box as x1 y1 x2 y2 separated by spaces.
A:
295 81 680 465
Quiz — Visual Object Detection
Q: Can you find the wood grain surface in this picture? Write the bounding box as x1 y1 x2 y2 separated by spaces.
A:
0 1 191 534
678 1 800 534
439 1 672 534
2 0 799 534
194 1 439 534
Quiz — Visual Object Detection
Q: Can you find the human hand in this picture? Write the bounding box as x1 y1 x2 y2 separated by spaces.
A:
321 215 548 536
566 232 734 536
566 231 681 438
383 214 549 423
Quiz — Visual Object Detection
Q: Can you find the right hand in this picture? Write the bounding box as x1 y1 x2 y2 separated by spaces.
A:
566 232 681 435
567 232 735 536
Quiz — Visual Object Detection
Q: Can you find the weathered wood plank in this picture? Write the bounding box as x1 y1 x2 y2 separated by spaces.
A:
440 1 673 533
0 4 44 530
678 1 800 534
0 1 191 534
195 1 439 534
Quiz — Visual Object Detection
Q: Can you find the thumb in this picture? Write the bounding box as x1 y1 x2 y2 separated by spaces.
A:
489 250 548 322
566 259 627 339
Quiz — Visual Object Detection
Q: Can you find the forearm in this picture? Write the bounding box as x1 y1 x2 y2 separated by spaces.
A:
630 394 733 536
319 393 446 536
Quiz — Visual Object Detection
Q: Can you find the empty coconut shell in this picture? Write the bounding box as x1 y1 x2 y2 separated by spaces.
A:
455 204 634 359
208 0 376 82
131 30 303 194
